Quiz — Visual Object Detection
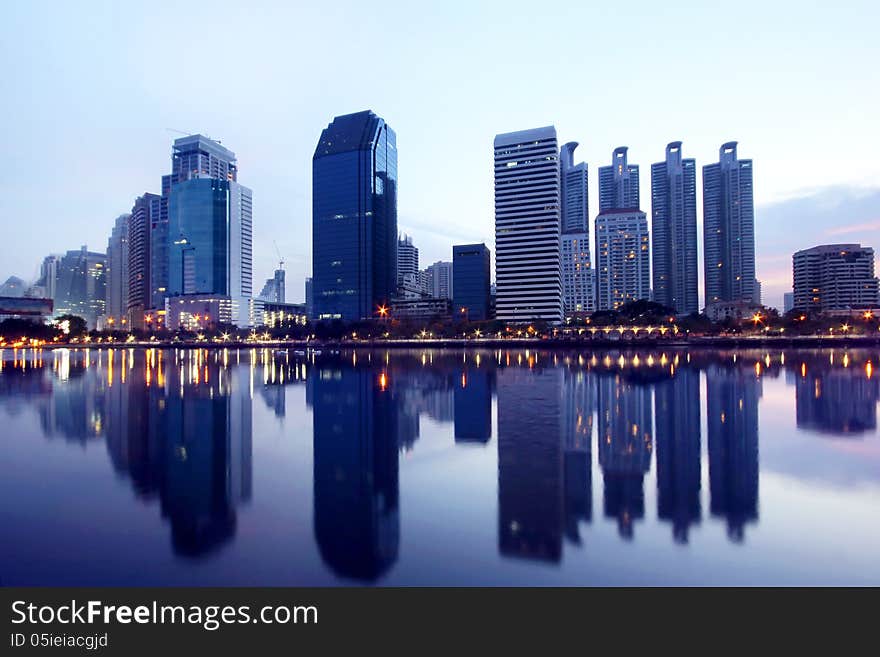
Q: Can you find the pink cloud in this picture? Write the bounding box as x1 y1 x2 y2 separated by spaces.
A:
825 219 880 236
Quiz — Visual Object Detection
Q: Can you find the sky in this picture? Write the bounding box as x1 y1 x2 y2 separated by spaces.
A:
1 1 879 310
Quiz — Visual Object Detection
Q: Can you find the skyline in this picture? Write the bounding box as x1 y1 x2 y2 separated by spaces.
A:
2 2 880 311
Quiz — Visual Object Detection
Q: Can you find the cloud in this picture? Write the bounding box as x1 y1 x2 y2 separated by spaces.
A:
825 219 880 236
757 186 880 309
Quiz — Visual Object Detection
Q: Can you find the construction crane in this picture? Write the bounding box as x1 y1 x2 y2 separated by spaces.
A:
165 128 220 143
274 240 285 271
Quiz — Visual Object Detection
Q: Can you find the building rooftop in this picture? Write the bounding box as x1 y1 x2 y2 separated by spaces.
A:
494 125 556 148
314 110 385 158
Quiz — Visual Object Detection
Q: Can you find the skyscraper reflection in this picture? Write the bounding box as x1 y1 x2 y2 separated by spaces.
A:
654 366 701 543
795 355 879 436
497 366 564 562
598 373 652 540
311 364 400 582
561 368 593 542
706 364 760 542
160 356 252 556
454 364 493 443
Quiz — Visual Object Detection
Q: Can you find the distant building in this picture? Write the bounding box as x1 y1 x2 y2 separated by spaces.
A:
784 292 794 314
165 294 233 331
452 243 490 321
396 273 427 300
598 146 639 211
595 210 650 311
54 246 106 329
305 277 313 320
703 142 756 307
703 300 763 322
0 276 26 298
792 244 879 312
752 279 762 306
36 255 62 303
105 213 130 323
260 301 307 328
0 297 53 323
651 142 698 315
425 260 453 300
259 268 286 304
494 126 562 324
312 110 397 321
397 234 419 285
389 297 452 321
560 142 594 316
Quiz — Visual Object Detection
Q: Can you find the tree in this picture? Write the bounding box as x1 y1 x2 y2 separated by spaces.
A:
54 314 88 338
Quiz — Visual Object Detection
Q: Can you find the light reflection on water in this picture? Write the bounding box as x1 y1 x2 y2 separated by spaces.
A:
1 346 878 586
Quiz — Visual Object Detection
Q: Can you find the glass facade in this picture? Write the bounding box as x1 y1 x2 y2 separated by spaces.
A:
452 243 490 321
312 111 397 321
168 178 230 297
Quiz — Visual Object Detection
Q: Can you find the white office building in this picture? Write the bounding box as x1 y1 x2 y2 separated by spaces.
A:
494 126 562 324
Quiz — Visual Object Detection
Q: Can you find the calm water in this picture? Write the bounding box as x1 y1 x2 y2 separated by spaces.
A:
1 346 878 586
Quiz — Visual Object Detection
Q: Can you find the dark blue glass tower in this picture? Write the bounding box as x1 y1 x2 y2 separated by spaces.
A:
452 243 490 321
312 111 397 320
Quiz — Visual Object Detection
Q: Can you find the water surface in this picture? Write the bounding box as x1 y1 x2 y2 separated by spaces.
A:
1 346 878 586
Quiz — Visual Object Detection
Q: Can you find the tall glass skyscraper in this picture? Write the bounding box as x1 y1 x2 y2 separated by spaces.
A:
494 126 562 324
598 146 640 211
312 111 397 321
703 142 756 306
560 141 594 316
167 177 254 325
651 142 698 315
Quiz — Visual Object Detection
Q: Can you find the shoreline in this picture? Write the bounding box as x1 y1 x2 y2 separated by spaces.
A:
21 335 880 351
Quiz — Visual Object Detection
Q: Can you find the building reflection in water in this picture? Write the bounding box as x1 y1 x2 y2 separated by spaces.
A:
454 361 493 443
598 372 652 540
497 363 564 562
561 368 593 543
654 365 701 543
706 363 760 542
795 353 879 436
19 346 880 578
310 363 400 582
48 348 256 558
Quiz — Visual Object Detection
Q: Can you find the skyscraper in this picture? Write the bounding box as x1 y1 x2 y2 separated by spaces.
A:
595 210 650 310
105 213 130 323
158 135 240 317
494 126 562 324
167 176 254 326
703 142 756 307
312 110 397 321
792 244 879 312
560 142 594 316
452 243 490 321
598 146 639 211
127 193 161 327
651 142 698 315
397 234 418 285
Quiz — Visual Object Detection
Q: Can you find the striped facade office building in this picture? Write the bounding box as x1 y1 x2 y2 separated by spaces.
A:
494 126 563 324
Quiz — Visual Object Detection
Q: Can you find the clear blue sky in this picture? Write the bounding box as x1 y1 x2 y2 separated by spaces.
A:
2 1 879 309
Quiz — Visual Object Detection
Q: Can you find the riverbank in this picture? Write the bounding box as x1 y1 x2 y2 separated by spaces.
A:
28 334 880 351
